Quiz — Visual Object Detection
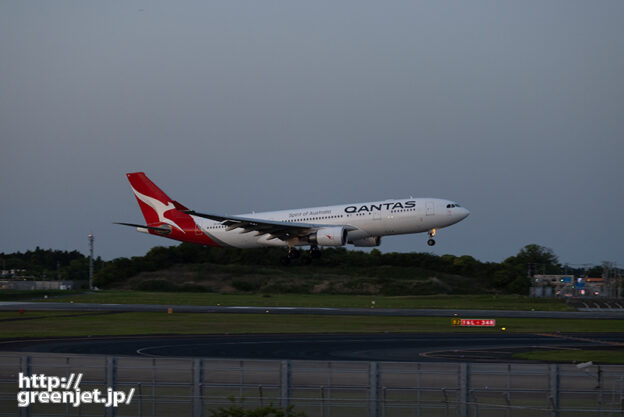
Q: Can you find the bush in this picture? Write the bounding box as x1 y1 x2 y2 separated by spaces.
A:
209 403 306 417
133 279 211 292
134 279 179 292
232 280 264 292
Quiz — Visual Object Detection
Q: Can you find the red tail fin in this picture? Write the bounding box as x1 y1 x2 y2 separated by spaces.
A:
126 172 179 226
124 172 219 247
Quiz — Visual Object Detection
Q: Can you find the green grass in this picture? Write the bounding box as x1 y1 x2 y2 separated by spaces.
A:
513 350 624 364
32 290 575 311
0 311 621 339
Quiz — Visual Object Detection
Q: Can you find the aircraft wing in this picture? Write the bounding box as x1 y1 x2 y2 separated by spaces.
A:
184 210 357 241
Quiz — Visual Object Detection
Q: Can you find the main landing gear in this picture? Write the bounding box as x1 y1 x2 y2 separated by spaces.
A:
280 247 299 265
280 246 321 266
427 229 437 246
309 245 321 259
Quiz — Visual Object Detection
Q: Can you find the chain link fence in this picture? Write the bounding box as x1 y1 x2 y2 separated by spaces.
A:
0 353 622 417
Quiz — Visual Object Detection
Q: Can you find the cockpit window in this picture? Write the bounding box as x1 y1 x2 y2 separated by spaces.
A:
447 203 461 208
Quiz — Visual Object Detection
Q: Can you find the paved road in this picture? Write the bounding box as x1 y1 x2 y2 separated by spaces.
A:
2 301 624 318
567 298 624 311
2 333 622 362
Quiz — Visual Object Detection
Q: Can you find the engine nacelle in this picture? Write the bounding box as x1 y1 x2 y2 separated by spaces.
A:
350 236 382 247
309 226 348 246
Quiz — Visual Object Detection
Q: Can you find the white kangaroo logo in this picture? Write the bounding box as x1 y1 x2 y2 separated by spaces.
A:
131 188 186 234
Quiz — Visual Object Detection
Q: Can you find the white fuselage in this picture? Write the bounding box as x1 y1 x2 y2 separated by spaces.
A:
193 198 470 248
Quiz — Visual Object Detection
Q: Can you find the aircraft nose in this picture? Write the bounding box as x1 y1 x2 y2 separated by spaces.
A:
459 207 470 220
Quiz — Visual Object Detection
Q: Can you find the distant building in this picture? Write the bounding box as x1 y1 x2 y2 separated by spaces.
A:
0 280 77 290
530 274 602 297
584 277 605 296
0 269 28 278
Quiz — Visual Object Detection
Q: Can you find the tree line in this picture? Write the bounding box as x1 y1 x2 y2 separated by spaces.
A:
0 247 103 281
1 243 581 295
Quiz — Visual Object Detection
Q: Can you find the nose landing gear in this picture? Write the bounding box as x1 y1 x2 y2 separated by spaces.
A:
427 229 437 246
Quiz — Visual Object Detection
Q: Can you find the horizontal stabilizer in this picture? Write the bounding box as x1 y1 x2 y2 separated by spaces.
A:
172 200 189 211
114 222 171 232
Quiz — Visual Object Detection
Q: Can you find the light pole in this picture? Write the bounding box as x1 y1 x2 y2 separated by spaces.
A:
88 234 94 290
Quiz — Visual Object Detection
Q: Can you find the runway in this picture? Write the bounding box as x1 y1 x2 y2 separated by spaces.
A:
2 301 623 319
3 301 622 363
2 333 623 362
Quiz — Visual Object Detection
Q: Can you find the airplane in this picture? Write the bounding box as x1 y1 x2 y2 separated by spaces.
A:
116 172 470 263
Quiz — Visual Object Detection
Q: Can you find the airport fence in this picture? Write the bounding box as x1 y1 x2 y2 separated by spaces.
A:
0 353 623 417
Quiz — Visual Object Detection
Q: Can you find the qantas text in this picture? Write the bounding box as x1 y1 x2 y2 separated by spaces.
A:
344 201 416 213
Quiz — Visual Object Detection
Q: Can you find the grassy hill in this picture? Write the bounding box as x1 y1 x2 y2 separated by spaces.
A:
114 262 485 295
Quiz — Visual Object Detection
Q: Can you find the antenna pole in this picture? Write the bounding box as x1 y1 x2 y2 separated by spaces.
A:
88 234 94 290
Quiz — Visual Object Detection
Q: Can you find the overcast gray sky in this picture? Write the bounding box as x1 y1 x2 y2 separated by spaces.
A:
1 1 623 267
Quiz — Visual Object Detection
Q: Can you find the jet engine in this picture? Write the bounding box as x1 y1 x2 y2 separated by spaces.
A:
350 236 382 247
308 226 348 246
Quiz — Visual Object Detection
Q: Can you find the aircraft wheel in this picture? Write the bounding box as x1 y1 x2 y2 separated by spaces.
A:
427 239 436 246
280 256 291 266
310 247 321 259
288 248 300 259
